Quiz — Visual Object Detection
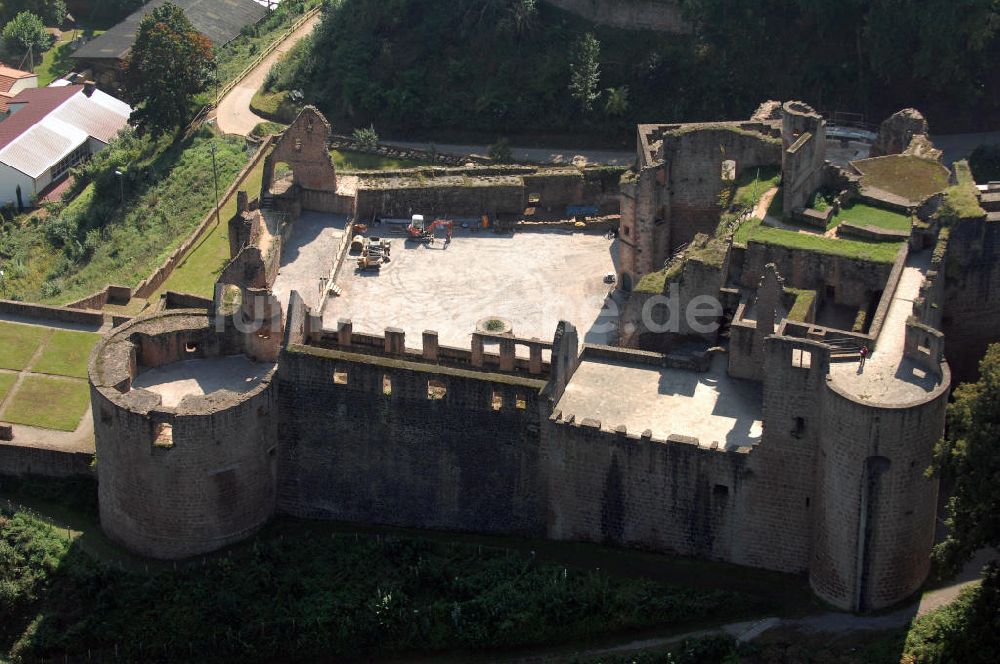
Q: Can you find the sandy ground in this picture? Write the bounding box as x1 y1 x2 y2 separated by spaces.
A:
315 225 619 351
132 356 275 408
555 353 763 450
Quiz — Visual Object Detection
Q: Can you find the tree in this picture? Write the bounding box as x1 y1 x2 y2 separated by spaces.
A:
488 137 512 164
932 344 1000 574
352 124 379 149
604 85 629 117
0 0 66 26
506 0 538 36
568 32 600 114
2 11 47 59
124 3 213 136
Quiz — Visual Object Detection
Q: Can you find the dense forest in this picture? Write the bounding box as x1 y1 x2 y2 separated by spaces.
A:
269 0 1000 143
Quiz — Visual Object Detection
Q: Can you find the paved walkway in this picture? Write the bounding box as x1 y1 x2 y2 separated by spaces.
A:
214 13 322 136
828 249 944 405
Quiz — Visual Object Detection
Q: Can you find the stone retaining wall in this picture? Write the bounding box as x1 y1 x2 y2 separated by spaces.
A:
0 299 105 327
0 444 94 478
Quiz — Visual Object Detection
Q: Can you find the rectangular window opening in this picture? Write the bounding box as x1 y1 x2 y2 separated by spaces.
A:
333 368 348 384
791 348 812 369
383 374 393 396
491 390 503 411
515 394 527 410
713 483 729 497
428 380 446 400
153 422 174 449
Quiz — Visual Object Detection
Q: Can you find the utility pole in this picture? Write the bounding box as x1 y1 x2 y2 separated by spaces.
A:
114 170 124 202
213 62 220 107
210 143 221 226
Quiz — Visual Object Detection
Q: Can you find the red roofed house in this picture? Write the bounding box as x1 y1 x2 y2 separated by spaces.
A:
0 81 131 209
0 63 39 116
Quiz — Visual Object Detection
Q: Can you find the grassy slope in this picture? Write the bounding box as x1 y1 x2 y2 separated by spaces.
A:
732 166 781 209
54 134 249 303
154 156 267 297
0 133 249 304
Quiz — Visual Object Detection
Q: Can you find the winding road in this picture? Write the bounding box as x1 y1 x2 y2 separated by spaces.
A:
214 12 322 136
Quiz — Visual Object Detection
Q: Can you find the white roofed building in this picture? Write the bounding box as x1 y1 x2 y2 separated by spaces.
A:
0 82 131 209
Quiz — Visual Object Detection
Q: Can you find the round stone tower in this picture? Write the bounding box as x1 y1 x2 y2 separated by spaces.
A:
89 308 280 559
811 365 950 611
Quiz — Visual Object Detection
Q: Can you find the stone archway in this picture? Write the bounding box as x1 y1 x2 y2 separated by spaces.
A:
260 106 338 200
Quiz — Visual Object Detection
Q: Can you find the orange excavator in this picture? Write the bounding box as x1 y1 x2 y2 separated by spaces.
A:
406 214 453 244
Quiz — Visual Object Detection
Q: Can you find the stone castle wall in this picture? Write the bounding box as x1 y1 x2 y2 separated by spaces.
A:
543 415 752 562
943 215 1000 382
739 241 895 309
660 128 782 255
781 102 827 214
274 345 548 536
85 303 950 610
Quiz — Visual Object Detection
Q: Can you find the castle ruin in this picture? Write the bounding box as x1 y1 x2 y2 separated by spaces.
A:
88 104 1000 613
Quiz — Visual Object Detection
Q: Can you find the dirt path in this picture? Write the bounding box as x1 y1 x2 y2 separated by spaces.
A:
215 13 322 136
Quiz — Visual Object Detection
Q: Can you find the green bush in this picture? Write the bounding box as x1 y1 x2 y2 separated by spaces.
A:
250 121 287 138
0 509 763 662
903 565 1000 663
267 0 1000 138
352 124 380 149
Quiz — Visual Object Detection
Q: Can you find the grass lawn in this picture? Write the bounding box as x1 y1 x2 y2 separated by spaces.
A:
153 156 267 298
1 375 90 431
735 217 903 263
249 89 301 123
832 202 912 232
32 330 100 379
330 149 435 171
34 29 105 86
733 165 781 208
0 322 48 371
0 372 16 403
852 155 950 202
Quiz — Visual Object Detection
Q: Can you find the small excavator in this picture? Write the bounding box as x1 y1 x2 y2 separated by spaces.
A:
406 214 454 245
